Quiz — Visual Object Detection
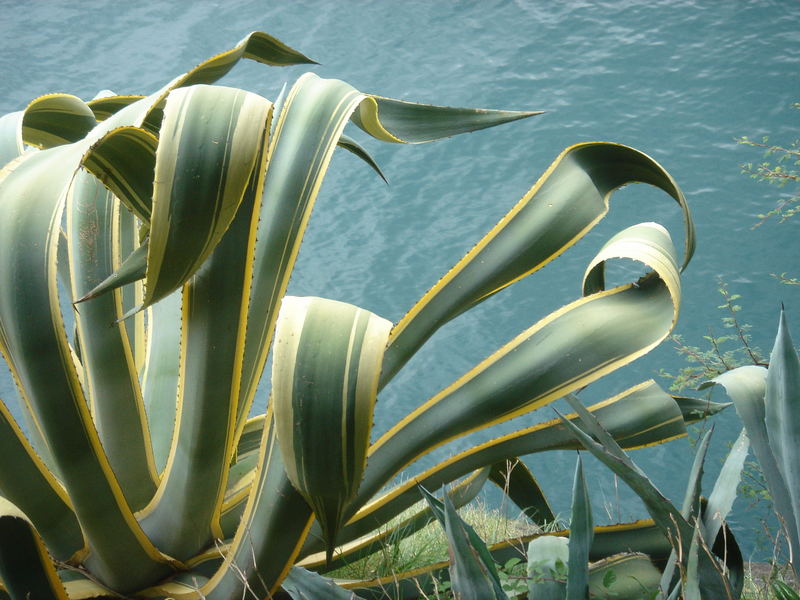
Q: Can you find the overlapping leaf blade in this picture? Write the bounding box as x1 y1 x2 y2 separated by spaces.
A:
0 400 83 560
0 498 68 600
0 146 173 590
380 143 694 385
142 85 272 308
764 310 800 555
138 96 271 558
66 169 158 511
702 362 800 565
233 72 539 436
557 395 737 598
355 222 681 517
272 296 391 558
307 380 695 554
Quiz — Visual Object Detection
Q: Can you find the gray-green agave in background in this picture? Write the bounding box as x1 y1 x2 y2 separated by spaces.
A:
0 31 734 599
702 309 800 582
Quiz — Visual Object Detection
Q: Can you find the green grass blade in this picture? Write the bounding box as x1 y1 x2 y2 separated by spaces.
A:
773 581 800 600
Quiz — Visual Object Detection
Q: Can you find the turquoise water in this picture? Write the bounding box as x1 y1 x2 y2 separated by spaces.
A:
2 0 799 560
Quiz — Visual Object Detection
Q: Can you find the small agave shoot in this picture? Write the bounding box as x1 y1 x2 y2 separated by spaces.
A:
0 31 735 599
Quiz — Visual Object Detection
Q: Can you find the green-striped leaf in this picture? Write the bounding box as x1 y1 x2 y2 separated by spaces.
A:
21 94 97 148
0 146 173 591
66 169 158 511
0 400 83 560
272 296 391 557
316 380 688 554
142 85 272 308
233 72 538 439
353 95 540 143
380 143 693 385
0 498 68 600
194 414 314 600
138 127 269 559
355 222 681 517
81 126 158 223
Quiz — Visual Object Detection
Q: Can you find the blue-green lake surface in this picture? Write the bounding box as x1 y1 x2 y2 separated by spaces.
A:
1 0 799 561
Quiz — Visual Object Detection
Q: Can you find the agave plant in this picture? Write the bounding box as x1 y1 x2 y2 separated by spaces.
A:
0 31 724 599
418 399 749 600
701 309 800 580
